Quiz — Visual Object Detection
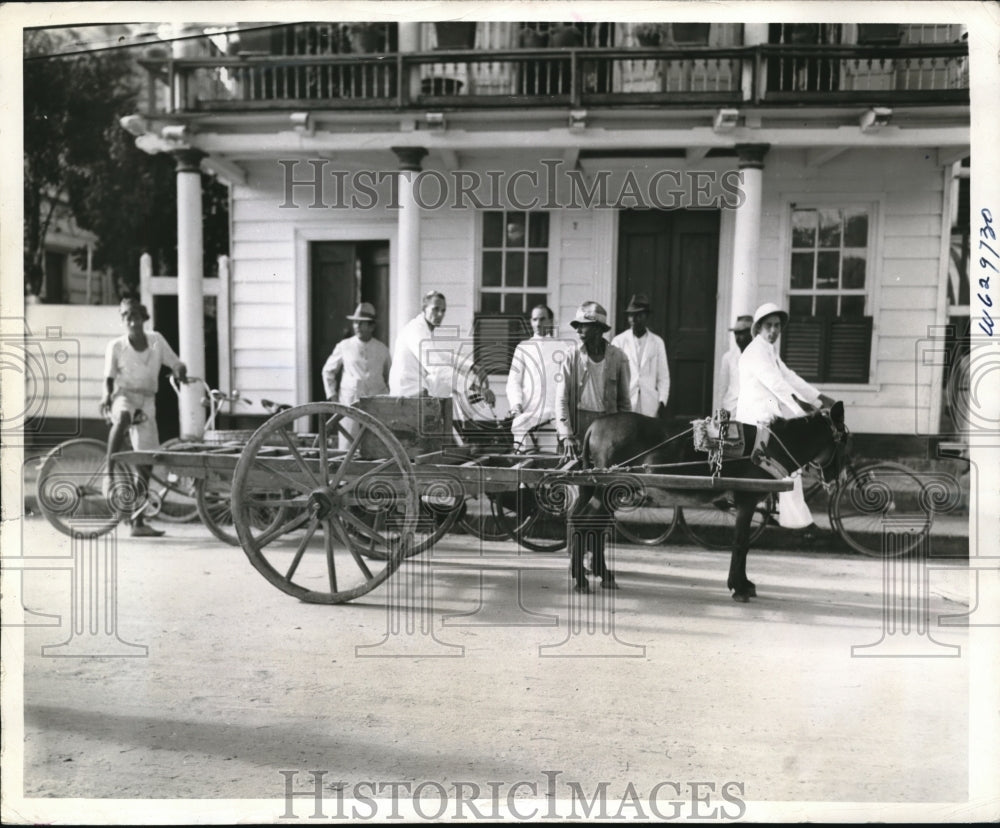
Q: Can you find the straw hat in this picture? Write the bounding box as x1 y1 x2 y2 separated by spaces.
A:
569 301 611 332
624 293 651 314
345 302 377 321
729 314 753 332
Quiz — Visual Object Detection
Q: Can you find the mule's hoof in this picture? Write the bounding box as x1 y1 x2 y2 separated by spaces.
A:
731 592 751 603
574 582 591 594
747 582 757 598
601 578 619 590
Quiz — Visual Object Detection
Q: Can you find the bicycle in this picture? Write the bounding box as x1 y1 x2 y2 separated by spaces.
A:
35 390 201 537
680 458 933 557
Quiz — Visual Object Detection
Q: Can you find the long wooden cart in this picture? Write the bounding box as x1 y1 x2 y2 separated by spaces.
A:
108 401 793 604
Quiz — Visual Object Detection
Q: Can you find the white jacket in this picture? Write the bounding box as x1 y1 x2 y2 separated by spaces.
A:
610 328 670 417
735 334 821 425
321 335 391 403
718 345 741 415
506 335 570 436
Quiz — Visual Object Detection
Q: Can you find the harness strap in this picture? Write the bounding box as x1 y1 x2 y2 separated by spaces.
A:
608 426 695 470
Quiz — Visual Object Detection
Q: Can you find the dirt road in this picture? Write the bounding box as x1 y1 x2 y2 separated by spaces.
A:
4 516 981 821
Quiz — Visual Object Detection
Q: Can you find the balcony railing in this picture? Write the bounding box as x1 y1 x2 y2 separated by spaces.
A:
139 42 969 115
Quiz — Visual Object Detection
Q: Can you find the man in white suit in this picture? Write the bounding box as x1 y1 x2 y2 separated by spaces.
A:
611 294 670 418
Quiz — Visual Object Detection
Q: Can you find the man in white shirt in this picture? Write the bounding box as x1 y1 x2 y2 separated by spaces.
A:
322 302 391 449
610 294 670 418
506 304 567 452
718 315 753 415
388 291 496 407
102 297 187 537
736 302 835 532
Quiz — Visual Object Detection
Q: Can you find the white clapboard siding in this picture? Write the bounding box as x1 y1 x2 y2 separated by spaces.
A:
23 304 120 423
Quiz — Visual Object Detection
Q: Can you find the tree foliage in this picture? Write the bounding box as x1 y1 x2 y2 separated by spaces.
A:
23 28 229 300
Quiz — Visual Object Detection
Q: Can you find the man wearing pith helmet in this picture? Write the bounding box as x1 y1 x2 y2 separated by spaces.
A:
736 302 835 532
611 293 670 418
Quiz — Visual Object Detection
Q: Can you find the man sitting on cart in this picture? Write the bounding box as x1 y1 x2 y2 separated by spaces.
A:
101 297 187 537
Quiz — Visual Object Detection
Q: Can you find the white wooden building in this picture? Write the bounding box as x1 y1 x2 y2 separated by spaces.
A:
122 19 970 450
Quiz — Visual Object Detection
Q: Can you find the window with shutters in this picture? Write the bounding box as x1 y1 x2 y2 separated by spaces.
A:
476 211 550 372
782 205 874 383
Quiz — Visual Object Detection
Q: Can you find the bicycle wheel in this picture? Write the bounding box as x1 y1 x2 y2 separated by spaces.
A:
147 437 199 523
680 493 772 551
830 461 932 557
35 438 125 537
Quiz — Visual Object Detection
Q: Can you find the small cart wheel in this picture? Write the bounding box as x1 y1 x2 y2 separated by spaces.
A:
231 402 418 603
194 475 287 547
36 438 124 537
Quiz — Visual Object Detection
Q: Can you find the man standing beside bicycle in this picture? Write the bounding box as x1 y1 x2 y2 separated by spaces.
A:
736 302 835 537
101 297 187 537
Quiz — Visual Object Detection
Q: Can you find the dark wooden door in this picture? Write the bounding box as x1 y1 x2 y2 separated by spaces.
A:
310 241 390 402
617 209 720 422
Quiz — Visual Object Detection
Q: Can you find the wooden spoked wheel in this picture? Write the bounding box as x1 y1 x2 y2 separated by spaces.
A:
680 495 771 551
194 473 288 547
35 438 128 537
231 402 418 604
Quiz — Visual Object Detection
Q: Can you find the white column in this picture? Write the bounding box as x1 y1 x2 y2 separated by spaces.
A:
730 143 769 320
391 147 428 343
397 22 422 103
173 149 206 438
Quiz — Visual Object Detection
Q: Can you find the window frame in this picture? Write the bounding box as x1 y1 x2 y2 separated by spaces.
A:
474 208 556 377
780 194 883 391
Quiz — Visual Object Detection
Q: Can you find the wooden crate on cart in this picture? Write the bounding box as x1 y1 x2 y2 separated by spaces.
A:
354 396 455 459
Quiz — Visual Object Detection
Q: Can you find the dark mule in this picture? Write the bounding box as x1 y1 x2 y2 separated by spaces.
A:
574 403 847 600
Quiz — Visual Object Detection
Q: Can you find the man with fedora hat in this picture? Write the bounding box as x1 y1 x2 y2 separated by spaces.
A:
102 296 188 537
322 302 391 448
736 302 835 532
611 293 670 418
718 314 754 416
556 300 631 460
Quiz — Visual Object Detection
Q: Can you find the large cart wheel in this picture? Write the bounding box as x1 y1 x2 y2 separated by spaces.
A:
194 474 288 547
147 437 199 523
680 494 771 551
231 402 418 604
35 438 128 537
829 461 932 557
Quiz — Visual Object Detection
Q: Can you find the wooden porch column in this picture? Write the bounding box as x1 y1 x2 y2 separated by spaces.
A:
730 143 770 320
172 148 206 439
390 147 428 342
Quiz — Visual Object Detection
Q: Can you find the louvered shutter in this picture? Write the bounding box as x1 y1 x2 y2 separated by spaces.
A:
827 317 873 383
781 316 826 382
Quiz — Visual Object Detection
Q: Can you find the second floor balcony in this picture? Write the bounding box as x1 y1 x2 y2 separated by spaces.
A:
139 22 970 116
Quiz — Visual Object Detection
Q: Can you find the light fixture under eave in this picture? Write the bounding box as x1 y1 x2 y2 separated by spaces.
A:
569 109 588 131
859 106 892 133
290 112 314 136
713 108 740 133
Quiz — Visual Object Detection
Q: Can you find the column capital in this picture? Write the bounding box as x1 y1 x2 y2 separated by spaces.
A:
171 147 206 173
391 147 429 172
734 143 771 170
